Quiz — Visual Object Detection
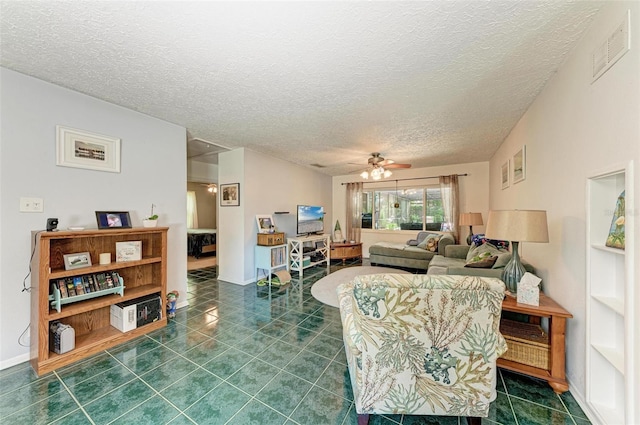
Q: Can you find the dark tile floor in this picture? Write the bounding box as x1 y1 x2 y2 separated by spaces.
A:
1 262 591 424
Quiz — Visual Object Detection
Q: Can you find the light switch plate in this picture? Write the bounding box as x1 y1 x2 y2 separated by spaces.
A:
20 197 44 212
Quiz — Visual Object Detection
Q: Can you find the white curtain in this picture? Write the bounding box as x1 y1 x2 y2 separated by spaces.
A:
346 182 363 243
186 191 198 229
439 175 460 243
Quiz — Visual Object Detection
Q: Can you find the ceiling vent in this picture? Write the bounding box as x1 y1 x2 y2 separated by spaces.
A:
592 10 630 83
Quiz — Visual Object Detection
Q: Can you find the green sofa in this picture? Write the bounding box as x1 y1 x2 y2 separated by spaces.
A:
368 231 455 271
427 244 534 278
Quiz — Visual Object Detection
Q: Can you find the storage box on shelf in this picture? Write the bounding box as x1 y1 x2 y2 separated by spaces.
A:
30 227 168 375
257 232 285 246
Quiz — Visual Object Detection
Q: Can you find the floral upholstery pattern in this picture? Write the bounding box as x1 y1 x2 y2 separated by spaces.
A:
338 274 507 418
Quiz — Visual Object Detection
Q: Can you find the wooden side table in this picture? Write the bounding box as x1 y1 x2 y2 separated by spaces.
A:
499 293 573 393
330 242 362 264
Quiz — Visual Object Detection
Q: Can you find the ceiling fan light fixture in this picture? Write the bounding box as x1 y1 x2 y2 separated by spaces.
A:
384 169 393 178
360 170 369 179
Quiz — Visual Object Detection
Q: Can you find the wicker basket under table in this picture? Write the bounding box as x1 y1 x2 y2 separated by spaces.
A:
499 319 550 370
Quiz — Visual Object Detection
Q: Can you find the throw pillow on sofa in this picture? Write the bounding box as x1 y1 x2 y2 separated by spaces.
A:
492 251 512 269
466 242 500 262
465 251 498 268
417 234 440 252
471 234 510 250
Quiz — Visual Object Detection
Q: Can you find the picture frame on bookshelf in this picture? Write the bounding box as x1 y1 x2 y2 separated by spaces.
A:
256 214 274 233
115 241 142 262
513 146 526 184
56 125 121 173
96 211 132 229
220 183 240 206
63 252 92 270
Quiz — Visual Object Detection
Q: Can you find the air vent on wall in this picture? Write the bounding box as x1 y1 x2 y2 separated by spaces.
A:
592 10 631 83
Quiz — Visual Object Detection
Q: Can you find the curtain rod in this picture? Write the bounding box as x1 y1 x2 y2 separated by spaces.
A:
340 173 468 185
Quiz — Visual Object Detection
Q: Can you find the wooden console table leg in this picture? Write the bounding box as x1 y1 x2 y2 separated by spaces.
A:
548 316 569 393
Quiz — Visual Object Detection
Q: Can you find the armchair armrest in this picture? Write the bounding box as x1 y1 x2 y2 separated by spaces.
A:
445 244 470 259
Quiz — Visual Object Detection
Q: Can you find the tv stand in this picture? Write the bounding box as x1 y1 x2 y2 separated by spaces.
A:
287 234 330 278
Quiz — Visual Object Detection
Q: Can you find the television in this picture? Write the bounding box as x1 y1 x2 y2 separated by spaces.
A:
297 205 325 235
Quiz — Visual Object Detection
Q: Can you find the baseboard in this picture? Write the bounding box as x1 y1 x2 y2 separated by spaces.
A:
0 352 30 371
567 377 601 425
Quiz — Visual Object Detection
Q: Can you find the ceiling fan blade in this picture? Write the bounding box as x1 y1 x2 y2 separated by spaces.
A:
377 159 395 166
385 163 411 169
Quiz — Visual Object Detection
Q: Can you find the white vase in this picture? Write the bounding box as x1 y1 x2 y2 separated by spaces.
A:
142 219 158 228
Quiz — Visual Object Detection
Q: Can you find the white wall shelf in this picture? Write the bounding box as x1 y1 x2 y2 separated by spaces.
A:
586 161 635 425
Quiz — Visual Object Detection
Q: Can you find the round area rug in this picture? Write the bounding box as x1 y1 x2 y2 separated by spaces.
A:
311 266 411 308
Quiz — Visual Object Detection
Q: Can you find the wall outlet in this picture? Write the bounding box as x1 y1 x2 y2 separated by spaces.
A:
20 197 44 212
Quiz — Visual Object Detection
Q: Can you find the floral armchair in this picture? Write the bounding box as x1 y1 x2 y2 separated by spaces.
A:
337 274 507 425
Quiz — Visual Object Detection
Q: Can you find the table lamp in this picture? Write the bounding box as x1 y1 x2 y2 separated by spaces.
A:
485 210 549 294
459 212 483 245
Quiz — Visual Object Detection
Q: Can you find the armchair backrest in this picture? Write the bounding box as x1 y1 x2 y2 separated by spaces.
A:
338 274 506 418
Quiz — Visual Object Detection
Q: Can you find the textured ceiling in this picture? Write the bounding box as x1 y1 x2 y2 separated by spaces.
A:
1 1 602 175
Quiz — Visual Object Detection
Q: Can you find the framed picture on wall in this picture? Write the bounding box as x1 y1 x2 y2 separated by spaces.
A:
56 126 121 173
501 160 510 189
220 183 240 206
513 146 526 184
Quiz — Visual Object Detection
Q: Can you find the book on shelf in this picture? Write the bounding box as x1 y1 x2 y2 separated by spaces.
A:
57 279 68 298
73 276 85 295
82 275 92 293
66 278 76 297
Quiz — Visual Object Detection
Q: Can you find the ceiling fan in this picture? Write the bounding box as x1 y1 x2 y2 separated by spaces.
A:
359 152 411 180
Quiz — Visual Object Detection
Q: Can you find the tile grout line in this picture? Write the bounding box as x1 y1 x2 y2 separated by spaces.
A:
52 369 96 425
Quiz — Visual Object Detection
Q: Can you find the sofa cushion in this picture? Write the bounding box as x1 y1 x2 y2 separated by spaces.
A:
493 251 512 269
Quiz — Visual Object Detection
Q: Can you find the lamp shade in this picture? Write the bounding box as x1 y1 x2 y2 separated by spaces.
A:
459 213 483 226
485 210 549 242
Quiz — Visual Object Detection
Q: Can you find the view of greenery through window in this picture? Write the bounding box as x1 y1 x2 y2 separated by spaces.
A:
361 186 445 231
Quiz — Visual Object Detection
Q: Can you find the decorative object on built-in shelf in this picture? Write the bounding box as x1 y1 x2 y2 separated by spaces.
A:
115 241 142 262
63 252 92 270
166 290 179 318
605 190 625 249
143 204 159 227
334 220 343 242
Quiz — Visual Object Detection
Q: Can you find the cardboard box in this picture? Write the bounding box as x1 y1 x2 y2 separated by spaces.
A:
111 294 162 332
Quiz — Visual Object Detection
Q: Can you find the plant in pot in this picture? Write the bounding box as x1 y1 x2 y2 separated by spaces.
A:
143 204 158 228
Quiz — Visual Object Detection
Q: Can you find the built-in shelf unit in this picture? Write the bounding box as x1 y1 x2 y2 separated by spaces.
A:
586 162 635 424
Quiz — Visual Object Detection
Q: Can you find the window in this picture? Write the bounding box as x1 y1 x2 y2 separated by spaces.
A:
361 186 444 231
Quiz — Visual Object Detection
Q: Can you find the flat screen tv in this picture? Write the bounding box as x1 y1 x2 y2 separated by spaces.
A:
297 205 324 235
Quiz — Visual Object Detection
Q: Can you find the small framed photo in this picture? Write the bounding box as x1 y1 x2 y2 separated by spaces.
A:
256 215 274 233
116 241 142 262
501 160 510 190
513 146 526 184
220 183 240 206
63 252 92 271
56 126 121 173
96 211 132 229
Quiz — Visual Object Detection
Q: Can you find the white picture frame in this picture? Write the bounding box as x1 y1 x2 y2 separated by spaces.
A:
115 241 142 262
501 160 510 189
63 252 92 270
513 146 526 184
256 215 274 234
56 125 121 173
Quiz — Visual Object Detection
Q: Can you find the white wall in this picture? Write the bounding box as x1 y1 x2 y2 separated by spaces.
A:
488 2 640 417
332 161 490 255
187 160 218 183
0 68 188 368
217 148 332 285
